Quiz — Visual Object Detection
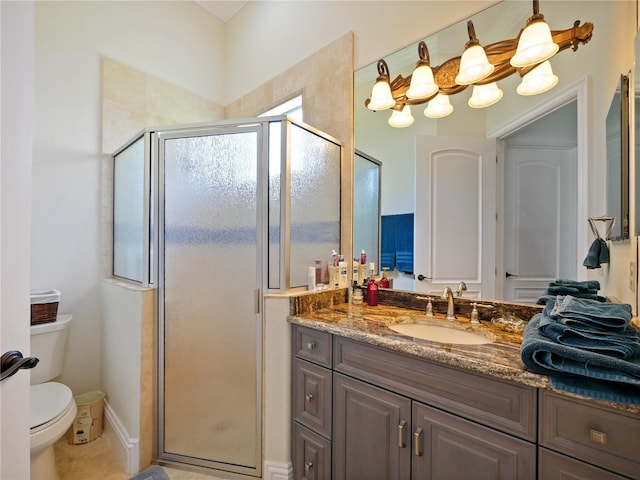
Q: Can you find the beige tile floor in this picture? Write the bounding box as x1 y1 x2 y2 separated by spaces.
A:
54 436 227 480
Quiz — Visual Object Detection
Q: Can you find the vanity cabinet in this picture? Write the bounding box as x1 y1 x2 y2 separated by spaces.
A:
539 390 640 480
291 324 639 480
292 325 536 479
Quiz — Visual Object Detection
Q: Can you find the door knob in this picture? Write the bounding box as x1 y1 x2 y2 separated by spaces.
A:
0 350 39 382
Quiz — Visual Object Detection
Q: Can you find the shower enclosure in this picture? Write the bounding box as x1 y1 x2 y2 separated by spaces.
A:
112 117 341 476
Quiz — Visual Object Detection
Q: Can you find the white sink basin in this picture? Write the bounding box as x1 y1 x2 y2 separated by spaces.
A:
388 323 492 345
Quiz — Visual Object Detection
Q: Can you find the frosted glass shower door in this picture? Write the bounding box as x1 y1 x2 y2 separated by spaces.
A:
157 127 261 475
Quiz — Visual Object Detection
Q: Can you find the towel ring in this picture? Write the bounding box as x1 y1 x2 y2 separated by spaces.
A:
588 216 616 240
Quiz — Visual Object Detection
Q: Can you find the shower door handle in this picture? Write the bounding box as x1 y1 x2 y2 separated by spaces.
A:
0 350 39 382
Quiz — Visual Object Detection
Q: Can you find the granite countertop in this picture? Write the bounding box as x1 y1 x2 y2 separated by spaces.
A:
289 301 550 389
288 291 639 413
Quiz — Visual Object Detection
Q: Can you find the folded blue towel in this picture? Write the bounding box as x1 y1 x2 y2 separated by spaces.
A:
538 315 640 359
545 285 598 299
549 296 632 330
552 279 601 291
521 315 640 386
549 374 640 405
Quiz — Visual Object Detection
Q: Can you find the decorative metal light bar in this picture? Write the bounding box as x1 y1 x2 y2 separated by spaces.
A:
365 0 594 126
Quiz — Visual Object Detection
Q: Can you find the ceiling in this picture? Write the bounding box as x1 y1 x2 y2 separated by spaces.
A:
195 0 248 22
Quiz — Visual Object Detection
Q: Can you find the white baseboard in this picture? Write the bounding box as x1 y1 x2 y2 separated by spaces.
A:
103 400 140 476
264 460 293 480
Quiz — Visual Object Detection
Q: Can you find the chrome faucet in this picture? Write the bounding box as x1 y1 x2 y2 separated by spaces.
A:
441 287 456 320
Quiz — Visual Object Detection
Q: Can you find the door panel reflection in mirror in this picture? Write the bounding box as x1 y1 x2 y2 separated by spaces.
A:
354 151 381 271
606 73 630 241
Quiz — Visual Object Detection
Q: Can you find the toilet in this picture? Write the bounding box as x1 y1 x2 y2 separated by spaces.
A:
30 314 77 480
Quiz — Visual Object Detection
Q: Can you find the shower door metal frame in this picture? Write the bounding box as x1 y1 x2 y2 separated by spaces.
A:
154 123 264 477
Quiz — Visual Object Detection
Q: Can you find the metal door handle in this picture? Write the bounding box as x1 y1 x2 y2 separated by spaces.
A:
398 420 406 448
1 350 39 381
505 272 519 278
414 427 423 456
416 274 432 281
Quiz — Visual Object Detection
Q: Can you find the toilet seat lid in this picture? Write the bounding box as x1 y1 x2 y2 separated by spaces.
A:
30 382 74 429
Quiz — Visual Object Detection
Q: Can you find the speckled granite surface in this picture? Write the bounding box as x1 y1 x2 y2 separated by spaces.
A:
288 288 640 413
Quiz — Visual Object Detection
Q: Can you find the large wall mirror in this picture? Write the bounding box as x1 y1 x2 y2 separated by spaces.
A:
354 1 628 302
605 73 630 241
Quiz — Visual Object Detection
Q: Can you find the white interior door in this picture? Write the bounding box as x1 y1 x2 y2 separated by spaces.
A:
502 142 578 303
415 135 496 299
1 2 34 478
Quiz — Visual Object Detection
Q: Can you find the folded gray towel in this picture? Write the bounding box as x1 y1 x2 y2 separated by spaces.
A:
552 279 601 290
538 315 640 359
549 296 632 331
521 315 640 392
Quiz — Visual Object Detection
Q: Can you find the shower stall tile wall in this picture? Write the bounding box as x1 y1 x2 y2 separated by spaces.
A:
112 117 341 477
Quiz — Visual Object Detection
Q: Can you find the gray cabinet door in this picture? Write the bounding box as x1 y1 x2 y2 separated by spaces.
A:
412 401 536 480
333 373 411 480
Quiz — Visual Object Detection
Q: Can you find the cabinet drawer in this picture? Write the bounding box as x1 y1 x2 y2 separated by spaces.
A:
540 390 640 479
293 358 332 439
539 447 628 480
334 337 537 441
293 422 331 480
294 325 332 367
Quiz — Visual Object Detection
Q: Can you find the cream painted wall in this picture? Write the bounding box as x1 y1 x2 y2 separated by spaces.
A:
225 1 498 104
34 1 225 396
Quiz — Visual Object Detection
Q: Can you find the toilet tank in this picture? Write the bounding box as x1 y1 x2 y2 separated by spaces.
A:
29 314 72 384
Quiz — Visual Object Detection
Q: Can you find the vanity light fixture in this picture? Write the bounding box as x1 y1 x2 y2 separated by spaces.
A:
424 94 454 119
511 0 559 68
455 21 494 85
364 0 593 126
468 82 504 108
366 59 395 111
388 104 415 127
516 60 559 96
406 41 439 100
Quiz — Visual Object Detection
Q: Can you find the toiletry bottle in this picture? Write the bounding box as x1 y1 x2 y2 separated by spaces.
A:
379 267 390 288
314 259 322 285
369 262 376 280
331 250 339 267
352 282 363 305
426 297 433 316
360 249 367 265
307 266 316 291
338 260 348 288
366 277 379 306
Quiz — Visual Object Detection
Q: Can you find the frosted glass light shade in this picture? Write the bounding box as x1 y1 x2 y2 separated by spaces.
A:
517 60 558 96
388 105 414 128
368 79 395 110
407 64 438 100
511 21 559 68
468 82 503 108
455 44 494 85
424 94 454 119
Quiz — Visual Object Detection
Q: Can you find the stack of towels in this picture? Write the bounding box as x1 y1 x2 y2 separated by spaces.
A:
521 295 639 405
535 279 605 305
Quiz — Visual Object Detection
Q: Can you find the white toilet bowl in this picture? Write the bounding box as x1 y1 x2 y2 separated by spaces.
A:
30 382 77 480
29 314 75 480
